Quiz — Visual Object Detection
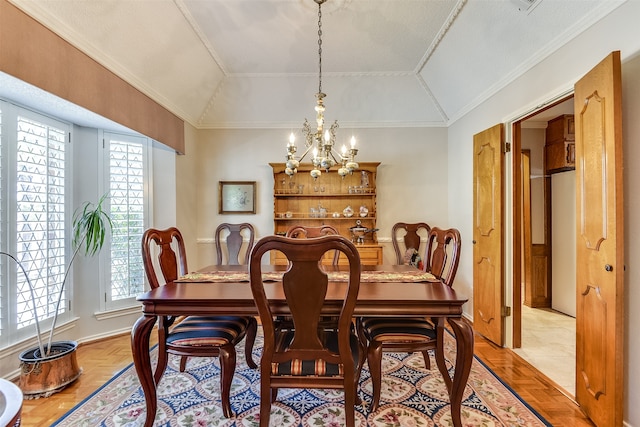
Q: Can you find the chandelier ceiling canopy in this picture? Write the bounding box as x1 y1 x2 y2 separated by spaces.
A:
284 0 359 180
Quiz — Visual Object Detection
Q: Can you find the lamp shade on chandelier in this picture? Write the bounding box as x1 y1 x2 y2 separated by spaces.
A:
284 0 359 179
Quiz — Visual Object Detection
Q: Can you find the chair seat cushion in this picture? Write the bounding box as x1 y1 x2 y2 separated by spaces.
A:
271 330 360 377
167 316 251 347
360 317 436 343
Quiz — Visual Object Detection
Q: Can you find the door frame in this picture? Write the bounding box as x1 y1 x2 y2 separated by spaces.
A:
506 92 574 348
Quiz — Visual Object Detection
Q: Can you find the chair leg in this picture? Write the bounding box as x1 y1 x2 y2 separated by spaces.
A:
154 347 169 384
244 317 258 369
179 356 188 372
344 379 356 427
435 318 452 392
219 344 237 418
367 340 383 412
260 375 272 426
421 350 432 370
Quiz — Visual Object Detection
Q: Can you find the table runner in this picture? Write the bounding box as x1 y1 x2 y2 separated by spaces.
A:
176 268 437 283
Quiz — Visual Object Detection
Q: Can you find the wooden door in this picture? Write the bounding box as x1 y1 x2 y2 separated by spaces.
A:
574 51 624 426
473 124 504 346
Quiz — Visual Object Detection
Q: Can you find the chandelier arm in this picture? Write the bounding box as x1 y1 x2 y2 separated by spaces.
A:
297 144 315 163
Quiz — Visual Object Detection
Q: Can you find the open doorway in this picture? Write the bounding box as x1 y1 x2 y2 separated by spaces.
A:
512 97 577 397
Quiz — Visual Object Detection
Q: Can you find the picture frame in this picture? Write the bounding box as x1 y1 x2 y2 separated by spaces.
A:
219 181 256 214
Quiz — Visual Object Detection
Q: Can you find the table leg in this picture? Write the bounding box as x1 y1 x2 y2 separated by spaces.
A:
447 317 474 427
131 315 158 427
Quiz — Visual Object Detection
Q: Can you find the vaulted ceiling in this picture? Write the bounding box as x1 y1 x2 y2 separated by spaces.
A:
5 0 626 130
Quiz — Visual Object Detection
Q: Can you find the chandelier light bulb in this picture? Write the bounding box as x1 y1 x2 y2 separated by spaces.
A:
350 136 356 148
289 133 295 146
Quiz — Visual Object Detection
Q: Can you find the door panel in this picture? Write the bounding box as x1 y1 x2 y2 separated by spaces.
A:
473 124 504 346
574 51 624 427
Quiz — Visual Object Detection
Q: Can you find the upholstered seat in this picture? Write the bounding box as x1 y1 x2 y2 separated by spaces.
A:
358 227 461 412
249 234 364 427
142 227 257 418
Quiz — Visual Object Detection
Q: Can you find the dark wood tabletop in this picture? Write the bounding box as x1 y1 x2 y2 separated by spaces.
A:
132 264 473 427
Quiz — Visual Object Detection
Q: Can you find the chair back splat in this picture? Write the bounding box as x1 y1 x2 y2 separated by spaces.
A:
215 222 255 265
285 224 341 265
249 235 363 427
391 222 431 265
424 227 462 286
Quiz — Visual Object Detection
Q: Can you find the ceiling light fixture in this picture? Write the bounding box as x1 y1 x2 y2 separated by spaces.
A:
284 0 359 180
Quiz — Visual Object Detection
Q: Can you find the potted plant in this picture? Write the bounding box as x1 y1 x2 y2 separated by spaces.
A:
1 193 112 398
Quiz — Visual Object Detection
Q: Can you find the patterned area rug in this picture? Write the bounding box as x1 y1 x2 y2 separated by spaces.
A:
52 329 550 426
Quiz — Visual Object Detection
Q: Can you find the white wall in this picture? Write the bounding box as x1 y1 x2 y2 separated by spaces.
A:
447 1 640 424
551 171 576 317
182 127 449 270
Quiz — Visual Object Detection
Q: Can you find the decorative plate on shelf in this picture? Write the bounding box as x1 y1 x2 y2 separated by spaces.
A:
343 205 354 217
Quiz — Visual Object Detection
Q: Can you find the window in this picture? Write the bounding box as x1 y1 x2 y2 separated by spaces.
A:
0 102 72 346
100 132 149 310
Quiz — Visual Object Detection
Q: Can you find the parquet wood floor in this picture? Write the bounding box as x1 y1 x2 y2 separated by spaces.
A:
15 330 594 426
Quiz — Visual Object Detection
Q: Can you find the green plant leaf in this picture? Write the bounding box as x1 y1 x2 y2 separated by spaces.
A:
72 193 113 256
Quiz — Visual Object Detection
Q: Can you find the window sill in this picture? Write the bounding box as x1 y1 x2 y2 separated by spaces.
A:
94 304 142 321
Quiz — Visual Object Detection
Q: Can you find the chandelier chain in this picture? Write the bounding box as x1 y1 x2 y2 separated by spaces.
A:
317 1 322 95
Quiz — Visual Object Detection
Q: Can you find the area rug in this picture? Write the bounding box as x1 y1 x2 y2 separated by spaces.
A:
52 330 550 427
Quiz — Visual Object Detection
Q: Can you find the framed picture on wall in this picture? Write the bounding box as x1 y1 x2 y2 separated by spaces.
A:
219 181 256 214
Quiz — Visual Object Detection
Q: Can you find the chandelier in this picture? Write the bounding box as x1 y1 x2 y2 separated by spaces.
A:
284 0 359 180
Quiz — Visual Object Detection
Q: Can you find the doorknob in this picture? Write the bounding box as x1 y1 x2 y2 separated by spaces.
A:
472 240 477 244
605 264 613 272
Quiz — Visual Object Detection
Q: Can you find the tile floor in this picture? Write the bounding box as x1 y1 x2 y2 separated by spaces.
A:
512 304 576 397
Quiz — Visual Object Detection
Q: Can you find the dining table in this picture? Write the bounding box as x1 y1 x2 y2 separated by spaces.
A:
132 263 473 427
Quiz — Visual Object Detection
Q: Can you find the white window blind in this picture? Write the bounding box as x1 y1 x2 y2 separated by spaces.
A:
15 115 68 328
0 101 71 347
104 133 148 307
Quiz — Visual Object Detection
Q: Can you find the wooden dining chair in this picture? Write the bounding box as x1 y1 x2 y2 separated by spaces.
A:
285 224 341 264
249 235 364 427
391 222 431 265
142 227 257 418
358 226 461 412
215 222 255 265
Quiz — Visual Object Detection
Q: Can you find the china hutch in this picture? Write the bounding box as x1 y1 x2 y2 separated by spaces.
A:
270 162 382 265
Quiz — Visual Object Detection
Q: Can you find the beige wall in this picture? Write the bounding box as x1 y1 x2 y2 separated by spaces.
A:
175 127 449 270
176 122 200 263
